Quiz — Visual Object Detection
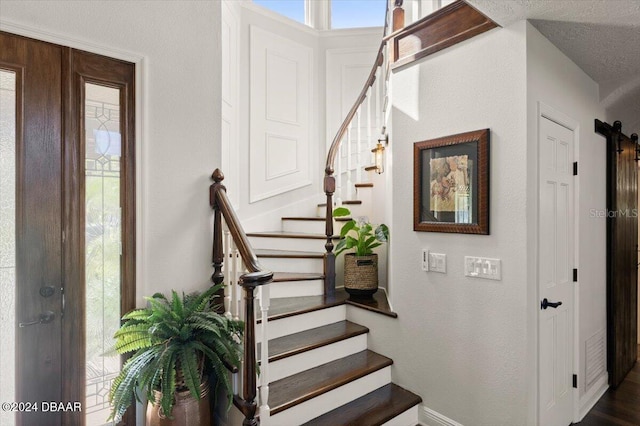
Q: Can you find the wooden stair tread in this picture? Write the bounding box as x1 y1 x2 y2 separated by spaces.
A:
282 216 352 222
345 290 398 318
269 350 393 415
262 288 397 321
318 200 362 207
355 183 374 188
302 383 422 426
255 248 324 258
262 291 350 321
266 320 368 362
272 272 324 282
247 231 340 240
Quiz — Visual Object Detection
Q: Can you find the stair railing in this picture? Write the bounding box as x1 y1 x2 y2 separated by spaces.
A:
210 168 273 426
323 0 399 295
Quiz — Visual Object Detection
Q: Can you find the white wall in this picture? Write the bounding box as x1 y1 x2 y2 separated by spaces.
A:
526 22 608 418
384 21 530 425
0 0 223 303
353 19 607 426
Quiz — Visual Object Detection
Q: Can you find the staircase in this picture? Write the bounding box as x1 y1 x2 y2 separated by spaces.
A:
210 2 424 424
237 176 421 426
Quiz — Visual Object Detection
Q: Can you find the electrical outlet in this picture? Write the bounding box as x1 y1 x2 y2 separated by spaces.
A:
421 249 429 271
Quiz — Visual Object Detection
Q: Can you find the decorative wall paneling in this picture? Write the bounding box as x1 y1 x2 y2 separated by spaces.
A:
249 26 313 203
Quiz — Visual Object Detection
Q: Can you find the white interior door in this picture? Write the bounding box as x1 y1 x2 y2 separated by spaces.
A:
538 116 575 426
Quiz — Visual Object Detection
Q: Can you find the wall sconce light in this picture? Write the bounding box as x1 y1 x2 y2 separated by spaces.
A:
633 133 639 162
372 135 387 174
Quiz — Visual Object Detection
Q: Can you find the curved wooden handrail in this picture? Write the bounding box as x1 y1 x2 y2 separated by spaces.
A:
210 169 264 274
324 4 391 176
322 1 393 296
210 169 273 276
325 48 384 175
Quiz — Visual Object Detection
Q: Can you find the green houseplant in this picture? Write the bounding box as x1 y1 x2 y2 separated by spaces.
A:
108 283 243 425
334 207 389 296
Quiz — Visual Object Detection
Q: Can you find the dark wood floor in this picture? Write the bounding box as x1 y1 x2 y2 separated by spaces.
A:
578 346 640 425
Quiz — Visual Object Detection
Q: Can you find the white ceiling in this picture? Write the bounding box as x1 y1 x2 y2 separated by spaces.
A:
467 0 640 136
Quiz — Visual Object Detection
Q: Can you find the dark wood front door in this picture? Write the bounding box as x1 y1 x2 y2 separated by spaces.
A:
1 32 65 426
1 31 135 425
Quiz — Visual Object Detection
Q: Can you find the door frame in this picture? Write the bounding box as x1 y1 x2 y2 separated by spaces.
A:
536 102 580 425
0 18 146 290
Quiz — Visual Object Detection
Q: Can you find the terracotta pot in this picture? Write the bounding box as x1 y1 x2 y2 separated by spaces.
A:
146 380 211 426
344 253 378 297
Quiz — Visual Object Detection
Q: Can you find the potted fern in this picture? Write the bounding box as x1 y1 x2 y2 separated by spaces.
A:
108 283 243 425
334 207 389 296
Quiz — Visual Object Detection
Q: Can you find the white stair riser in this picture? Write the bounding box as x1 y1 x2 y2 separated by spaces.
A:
282 219 343 235
381 405 420 426
258 256 324 274
268 334 367 382
249 236 328 252
269 367 391 426
316 203 369 218
256 305 346 343
270 279 324 298
355 187 373 208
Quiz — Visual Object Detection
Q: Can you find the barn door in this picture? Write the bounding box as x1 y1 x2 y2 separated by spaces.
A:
596 119 638 388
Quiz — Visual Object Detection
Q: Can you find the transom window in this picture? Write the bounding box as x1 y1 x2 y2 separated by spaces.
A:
253 0 387 29
253 0 305 24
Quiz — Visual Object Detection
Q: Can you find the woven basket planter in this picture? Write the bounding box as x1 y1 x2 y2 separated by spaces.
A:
344 253 378 297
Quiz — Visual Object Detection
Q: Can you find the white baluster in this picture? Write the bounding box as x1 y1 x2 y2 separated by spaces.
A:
375 69 381 137
258 285 271 424
356 107 362 184
223 228 232 318
232 245 241 320
367 87 372 172
337 138 343 205
347 124 353 200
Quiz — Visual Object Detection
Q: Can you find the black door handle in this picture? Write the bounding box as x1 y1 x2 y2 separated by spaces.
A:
541 298 563 310
19 311 55 327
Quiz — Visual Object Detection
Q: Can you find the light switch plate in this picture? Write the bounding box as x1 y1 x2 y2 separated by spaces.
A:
429 253 446 273
465 256 501 280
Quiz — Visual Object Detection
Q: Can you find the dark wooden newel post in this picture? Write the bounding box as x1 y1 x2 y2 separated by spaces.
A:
210 168 226 312
324 173 336 296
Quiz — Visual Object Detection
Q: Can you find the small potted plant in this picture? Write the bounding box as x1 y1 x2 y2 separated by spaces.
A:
334 207 389 297
108 283 243 425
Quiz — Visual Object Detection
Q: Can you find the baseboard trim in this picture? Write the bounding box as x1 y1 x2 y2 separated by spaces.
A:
419 405 464 426
578 374 608 421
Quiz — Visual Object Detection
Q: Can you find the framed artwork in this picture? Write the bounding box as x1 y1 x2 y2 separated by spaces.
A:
413 129 490 234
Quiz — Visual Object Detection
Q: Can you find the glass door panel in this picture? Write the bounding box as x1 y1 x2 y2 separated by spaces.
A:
84 82 122 425
0 68 17 426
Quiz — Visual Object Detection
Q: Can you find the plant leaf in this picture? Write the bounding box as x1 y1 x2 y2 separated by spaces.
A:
375 224 389 242
333 207 351 217
339 220 356 238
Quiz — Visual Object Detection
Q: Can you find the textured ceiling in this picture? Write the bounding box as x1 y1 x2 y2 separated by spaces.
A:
467 0 640 135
